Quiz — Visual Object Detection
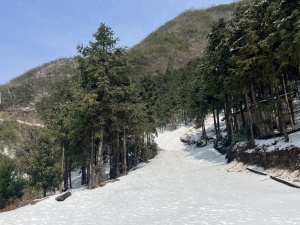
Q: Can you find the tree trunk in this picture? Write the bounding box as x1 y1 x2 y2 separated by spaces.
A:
245 93 255 147
250 80 263 138
287 80 295 125
224 100 230 139
109 135 118 179
134 136 139 167
55 192 71 201
116 132 120 175
212 106 218 136
81 165 86 186
216 108 220 138
60 144 65 193
95 128 104 186
123 125 127 175
68 158 72 189
109 152 117 179
63 152 68 190
184 109 188 125
282 73 295 131
89 128 95 189
201 117 207 146
240 102 246 127
276 85 289 142
43 185 47 197
224 94 234 144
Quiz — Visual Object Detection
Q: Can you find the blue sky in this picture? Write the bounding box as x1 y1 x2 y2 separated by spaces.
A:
0 0 235 85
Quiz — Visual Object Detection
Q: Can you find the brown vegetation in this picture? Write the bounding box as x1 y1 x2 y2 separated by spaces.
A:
99 179 120 187
234 146 300 171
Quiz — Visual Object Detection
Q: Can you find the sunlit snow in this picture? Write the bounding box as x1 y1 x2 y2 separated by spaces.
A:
1 124 300 224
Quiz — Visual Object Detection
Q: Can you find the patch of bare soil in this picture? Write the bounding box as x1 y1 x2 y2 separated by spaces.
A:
0 191 49 213
0 199 32 213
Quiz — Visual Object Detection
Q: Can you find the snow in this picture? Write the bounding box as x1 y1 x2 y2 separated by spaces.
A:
16 120 43 127
257 131 300 151
2 147 14 159
3 147 9 156
1 125 300 224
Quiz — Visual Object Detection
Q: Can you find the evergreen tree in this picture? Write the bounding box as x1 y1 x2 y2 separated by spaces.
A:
77 23 156 184
203 18 230 138
0 154 26 209
28 132 61 197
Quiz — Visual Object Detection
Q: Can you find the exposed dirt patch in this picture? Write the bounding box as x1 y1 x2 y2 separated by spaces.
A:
235 146 300 171
0 199 32 213
0 196 52 213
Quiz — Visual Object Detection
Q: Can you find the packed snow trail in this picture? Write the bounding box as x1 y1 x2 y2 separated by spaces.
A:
1 126 300 225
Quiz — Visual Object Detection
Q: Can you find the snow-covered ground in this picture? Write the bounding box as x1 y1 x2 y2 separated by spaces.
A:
16 120 43 127
1 126 300 224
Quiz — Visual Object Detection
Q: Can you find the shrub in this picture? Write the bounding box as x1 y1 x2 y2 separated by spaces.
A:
145 142 158 160
235 125 251 143
0 154 26 209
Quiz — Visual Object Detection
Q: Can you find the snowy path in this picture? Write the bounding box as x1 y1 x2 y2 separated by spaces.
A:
1 126 300 224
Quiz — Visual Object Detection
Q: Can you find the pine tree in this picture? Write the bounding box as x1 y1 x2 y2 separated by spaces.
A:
0 154 26 209
28 132 61 197
76 23 156 184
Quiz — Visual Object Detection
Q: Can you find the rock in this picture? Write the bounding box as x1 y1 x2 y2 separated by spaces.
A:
55 192 71 202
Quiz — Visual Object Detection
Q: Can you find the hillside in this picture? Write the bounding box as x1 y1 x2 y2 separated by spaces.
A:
0 57 78 112
0 0 245 158
0 120 40 157
128 2 240 77
0 1 246 114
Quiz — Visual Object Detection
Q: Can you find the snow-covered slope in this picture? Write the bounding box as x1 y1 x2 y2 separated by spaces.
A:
1 126 300 225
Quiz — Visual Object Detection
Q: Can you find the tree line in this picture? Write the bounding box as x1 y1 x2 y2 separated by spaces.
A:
34 0 299 195
138 0 300 155
34 24 158 193
201 0 300 152
1 0 299 208
0 23 159 208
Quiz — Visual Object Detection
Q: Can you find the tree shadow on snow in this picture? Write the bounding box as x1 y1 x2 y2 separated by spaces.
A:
183 143 226 165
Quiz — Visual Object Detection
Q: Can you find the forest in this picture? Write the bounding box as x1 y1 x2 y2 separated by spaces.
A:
145 0 300 150
1 0 300 210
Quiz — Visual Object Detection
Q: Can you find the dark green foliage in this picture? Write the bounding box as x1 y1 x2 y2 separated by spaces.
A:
36 79 79 190
27 132 60 197
148 142 158 158
34 23 158 189
0 154 26 209
191 0 300 148
5 0 298 197
146 0 300 154
2 0 289 205
234 125 251 142
75 23 157 182
137 58 201 129
0 120 58 198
